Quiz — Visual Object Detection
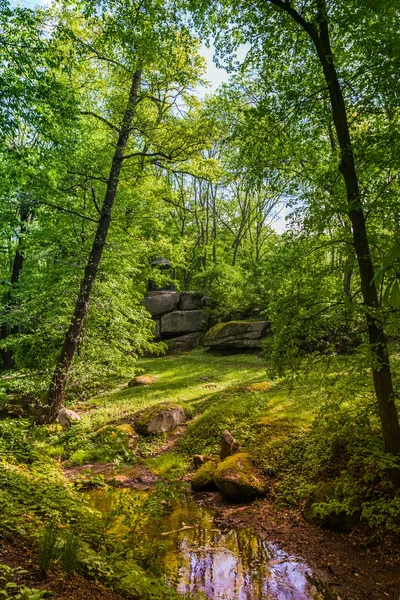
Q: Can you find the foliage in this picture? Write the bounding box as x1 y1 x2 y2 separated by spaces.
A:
0 564 53 599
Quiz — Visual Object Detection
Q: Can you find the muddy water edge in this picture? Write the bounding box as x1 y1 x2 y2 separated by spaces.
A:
88 488 340 600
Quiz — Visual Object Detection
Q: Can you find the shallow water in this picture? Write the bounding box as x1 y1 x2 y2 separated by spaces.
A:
89 490 338 600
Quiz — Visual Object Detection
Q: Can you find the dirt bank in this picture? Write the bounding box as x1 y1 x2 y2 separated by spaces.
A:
194 490 400 600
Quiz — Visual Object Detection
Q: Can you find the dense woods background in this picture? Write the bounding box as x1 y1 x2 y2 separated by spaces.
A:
1 1 400 597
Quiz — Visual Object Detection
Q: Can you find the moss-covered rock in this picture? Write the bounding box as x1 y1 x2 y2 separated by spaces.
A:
204 321 269 350
134 403 186 435
128 374 157 387
303 482 360 533
96 423 138 450
214 453 267 502
191 461 218 491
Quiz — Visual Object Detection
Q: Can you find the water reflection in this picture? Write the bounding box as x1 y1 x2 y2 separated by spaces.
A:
88 490 338 599
159 500 337 600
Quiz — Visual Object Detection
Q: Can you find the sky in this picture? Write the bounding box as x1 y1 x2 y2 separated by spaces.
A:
10 0 289 233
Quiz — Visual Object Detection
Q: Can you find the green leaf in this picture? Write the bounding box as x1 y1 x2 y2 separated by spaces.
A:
390 279 400 308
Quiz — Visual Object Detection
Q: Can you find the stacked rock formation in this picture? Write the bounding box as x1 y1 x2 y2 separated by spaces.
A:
144 291 209 350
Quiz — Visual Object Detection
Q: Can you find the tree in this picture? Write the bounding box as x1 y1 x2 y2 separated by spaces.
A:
189 0 400 455
41 0 207 421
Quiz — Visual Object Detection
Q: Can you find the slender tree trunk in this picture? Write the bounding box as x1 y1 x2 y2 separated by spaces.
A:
41 69 142 423
1 205 31 369
267 0 400 454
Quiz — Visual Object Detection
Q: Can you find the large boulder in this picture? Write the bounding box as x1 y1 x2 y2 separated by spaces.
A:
303 483 360 533
191 461 218 491
161 310 207 336
134 403 186 435
178 292 204 311
205 321 269 350
57 408 81 428
144 292 180 317
214 453 267 502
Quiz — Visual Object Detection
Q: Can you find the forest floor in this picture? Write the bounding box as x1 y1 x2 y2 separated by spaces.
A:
61 349 400 600
2 349 400 599
0 535 129 600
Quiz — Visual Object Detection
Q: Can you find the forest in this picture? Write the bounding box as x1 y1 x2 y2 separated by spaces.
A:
1 0 400 598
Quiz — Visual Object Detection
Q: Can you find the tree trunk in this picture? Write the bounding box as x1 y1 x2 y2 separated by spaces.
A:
268 0 400 454
0 204 31 369
41 69 142 423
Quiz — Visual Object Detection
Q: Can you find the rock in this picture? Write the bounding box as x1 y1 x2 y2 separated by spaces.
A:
214 453 267 502
144 292 180 317
193 454 205 469
96 423 138 450
161 310 207 336
303 483 361 533
115 424 138 449
57 408 81 427
134 403 186 435
178 292 204 311
220 429 239 460
205 321 269 350
166 333 203 353
191 461 218 491
128 374 157 387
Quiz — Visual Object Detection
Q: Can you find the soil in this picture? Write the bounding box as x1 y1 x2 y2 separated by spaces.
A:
0 535 131 600
194 490 400 600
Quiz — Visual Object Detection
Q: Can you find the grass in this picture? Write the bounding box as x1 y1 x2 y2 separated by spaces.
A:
57 348 366 467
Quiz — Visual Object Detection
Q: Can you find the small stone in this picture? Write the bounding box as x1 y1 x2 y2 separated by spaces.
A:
193 455 205 469
57 408 81 428
128 374 157 387
220 429 239 460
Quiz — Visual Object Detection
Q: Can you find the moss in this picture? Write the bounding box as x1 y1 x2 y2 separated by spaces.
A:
214 453 267 502
303 482 360 532
205 321 250 342
96 423 137 449
191 461 218 491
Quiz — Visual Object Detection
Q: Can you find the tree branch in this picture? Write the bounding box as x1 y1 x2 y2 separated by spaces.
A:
263 0 319 41
38 200 99 223
80 111 119 133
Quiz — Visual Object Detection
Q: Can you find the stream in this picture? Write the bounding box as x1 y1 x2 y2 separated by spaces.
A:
89 489 339 600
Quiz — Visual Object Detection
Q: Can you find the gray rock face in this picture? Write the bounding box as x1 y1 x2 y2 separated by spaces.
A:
178 292 204 311
205 321 269 349
135 403 186 435
144 292 180 317
220 429 240 460
57 408 81 427
154 318 161 339
161 310 207 335
166 332 203 353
